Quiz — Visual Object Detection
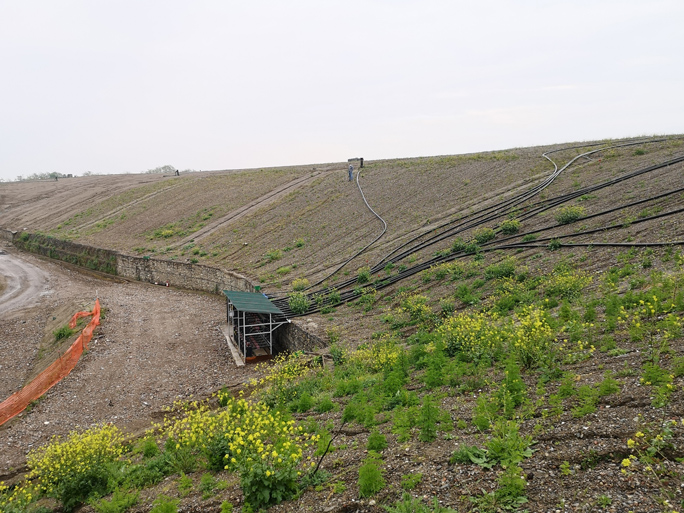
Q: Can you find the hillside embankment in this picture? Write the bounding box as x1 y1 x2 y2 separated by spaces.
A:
1 136 684 512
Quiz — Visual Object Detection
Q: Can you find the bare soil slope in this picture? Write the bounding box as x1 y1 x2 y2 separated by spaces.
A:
3 137 682 292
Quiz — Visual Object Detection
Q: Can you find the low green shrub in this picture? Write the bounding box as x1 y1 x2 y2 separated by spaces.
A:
554 205 586 225
327 288 341 305
316 396 335 413
400 294 432 324
199 473 217 499
386 493 457 512
598 373 621 396
572 385 599 417
53 324 77 342
27 424 124 512
276 266 291 276
473 227 496 244
392 406 419 442
641 362 672 387
140 437 159 459
149 495 179 513
400 473 423 490
334 379 361 397
484 258 516 280
177 472 193 497
548 239 562 251
449 445 491 468
290 392 314 413
544 270 592 300
165 445 198 475
485 420 534 467
358 452 385 497
418 396 439 442
357 266 372 284
288 291 310 314
265 249 282 262
92 489 139 513
673 356 684 378
451 238 467 253
500 219 521 235
470 465 528 511
367 430 388 451
292 278 309 291
121 454 168 488
454 284 479 306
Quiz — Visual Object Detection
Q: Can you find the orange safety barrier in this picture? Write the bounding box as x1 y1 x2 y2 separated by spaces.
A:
0 299 101 427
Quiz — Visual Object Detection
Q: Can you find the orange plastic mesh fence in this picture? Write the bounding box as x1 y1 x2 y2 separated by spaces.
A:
0 299 101 427
69 309 95 329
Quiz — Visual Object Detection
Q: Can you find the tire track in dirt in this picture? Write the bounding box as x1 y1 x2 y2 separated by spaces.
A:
0 250 50 318
72 180 187 232
170 170 335 249
0 175 168 229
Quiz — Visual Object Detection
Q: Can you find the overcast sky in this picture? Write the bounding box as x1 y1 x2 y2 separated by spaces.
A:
1 1 682 181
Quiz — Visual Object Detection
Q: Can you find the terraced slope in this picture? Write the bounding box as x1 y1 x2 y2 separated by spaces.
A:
4 137 683 292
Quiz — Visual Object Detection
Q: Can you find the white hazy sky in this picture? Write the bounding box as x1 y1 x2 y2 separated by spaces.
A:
1 1 683 181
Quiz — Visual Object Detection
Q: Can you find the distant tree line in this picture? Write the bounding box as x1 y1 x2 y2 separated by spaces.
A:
9 172 73 182
145 165 196 174
1 166 199 183
145 164 177 174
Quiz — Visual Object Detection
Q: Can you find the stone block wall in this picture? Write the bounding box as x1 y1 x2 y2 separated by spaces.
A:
277 321 325 353
14 233 118 274
0 229 15 242
116 254 253 294
12 232 253 295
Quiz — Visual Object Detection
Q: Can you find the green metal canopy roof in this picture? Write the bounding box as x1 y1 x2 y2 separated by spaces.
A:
223 290 285 315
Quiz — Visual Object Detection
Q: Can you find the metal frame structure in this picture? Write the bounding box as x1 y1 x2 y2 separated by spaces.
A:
347 156 364 168
223 290 288 360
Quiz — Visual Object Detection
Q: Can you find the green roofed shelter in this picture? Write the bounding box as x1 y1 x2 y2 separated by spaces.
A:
223 290 284 315
222 290 289 363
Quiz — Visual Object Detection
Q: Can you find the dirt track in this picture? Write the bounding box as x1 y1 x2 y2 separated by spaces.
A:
0 251 50 318
0 245 256 478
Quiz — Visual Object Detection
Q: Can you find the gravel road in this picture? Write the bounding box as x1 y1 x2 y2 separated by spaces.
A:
0 250 49 317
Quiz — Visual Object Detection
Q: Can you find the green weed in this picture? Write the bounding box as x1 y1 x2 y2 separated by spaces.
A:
92 489 139 513
400 472 423 490
500 219 521 235
473 227 496 244
288 291 310 314
554 205 586 225
367 430 388 451
358 452 385 497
